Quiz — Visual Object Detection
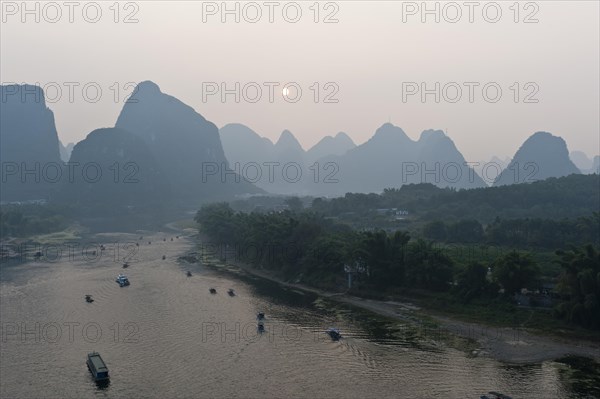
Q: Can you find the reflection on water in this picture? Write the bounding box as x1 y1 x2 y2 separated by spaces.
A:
95 379 111 390
1 232 598 399
555 356 600 398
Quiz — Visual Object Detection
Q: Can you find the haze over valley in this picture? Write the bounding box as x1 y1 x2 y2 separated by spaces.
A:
1 2 599 399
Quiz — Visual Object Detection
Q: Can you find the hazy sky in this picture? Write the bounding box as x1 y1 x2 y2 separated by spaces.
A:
2 0 599 161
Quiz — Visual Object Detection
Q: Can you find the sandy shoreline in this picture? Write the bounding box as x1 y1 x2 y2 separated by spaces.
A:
191 238 600 365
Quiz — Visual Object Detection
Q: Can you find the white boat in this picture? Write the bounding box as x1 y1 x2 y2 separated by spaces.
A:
116 274 130 287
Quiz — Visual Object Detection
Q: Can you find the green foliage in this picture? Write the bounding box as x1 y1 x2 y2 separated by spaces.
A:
196 204 451 292
0 205 70 237
485 214 599 249
356 230 411 288
311 174 599 227
491 251 540 295
423 221 447 241
404 240 454 292
554 245 600 329
284 197 304 212
420 213 599 250
447 219 484 243
196 202 600 331
194 202 237 243
454 262 492 301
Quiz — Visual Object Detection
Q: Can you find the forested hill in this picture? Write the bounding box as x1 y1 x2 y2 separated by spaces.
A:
311 174 599 223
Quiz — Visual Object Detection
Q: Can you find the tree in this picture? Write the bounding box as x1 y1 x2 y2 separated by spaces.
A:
455 262 489 301
284 197 304 212
423 221 447 241
195 203 236 242
491 251 540 295
355 230 410 288
448 219 484 243
554 245 600 329
404 240 454 292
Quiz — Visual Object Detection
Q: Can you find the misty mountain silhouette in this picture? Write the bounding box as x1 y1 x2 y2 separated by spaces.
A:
61 127 168 206
311 123 487 195
591 156 600 175
220 123 274 168
494 132 581 186
570 150 593 171
221 122 488 195
221 124 355 166
115 81 261 203
306 132 356 164
2 82 592 204
220 124 357 194
0 84 62 201
275 129 304 153
570 150 600 174
59 140 74 162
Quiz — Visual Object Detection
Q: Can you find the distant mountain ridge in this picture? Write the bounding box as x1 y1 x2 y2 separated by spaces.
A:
60 127 168 206
115 81 261 203
1 82 263 205
312 124 488 195
221 122 487 195
571 151 600 175
306 132 356 163
570 150 593 171
220 124 358 194
494 132 581 186
221 125 587 195
1 81 593 205
0 84 62 201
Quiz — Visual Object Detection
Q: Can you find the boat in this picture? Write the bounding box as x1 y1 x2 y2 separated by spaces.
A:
116 274 130 287
186 271 192 277
162 255 166 260
122 262 129 268
85 294 94 303
326 328 341 341
481 393 513 399
209 288 217 294
227 289 235 296
257 321 265 332
257 312 265 320
86 352 109 381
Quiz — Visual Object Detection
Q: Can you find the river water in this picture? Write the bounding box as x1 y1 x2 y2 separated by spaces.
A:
1 232 598 399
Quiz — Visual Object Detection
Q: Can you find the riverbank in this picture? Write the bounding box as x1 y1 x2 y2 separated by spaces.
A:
192 237 600 364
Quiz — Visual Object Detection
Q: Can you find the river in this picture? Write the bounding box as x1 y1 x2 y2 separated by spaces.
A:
1 232 598 399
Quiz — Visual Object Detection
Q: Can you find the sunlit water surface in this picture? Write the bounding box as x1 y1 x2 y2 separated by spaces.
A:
1 233 597 399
